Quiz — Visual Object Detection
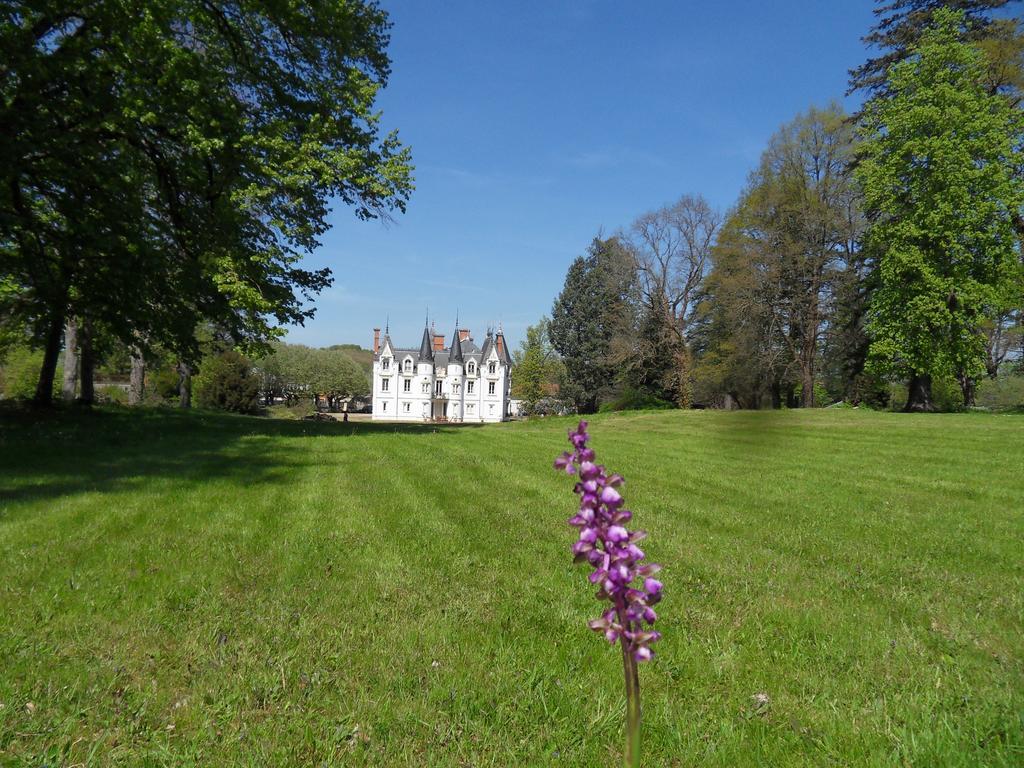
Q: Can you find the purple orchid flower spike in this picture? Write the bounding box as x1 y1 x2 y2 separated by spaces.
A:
555 420 662 768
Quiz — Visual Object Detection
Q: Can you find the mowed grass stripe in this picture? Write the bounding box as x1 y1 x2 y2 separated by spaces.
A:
0 407 1021 766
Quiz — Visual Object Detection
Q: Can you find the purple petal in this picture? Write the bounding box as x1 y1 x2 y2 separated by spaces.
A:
606 525 629 543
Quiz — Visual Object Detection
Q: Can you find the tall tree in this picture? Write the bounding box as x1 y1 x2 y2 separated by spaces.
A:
511 318 563 411
1 2 413 406
624 195 721 406
692 207 794 409
857 9 1024 410
692 107 862 408
549 237 636 413
757 105 862 407
850 0 1021 96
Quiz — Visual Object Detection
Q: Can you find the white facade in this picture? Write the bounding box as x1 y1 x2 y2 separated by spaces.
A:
371 325 513 423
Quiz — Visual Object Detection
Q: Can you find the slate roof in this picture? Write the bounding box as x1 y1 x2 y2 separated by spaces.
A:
449 327 464 363
378 329 494 369
418 326 434 362
495 330 512 365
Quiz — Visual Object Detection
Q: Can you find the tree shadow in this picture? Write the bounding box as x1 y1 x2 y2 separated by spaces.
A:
0 405 483 513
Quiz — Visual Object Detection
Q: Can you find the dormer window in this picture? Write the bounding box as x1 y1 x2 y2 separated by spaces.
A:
381 358 390 371
403 357 413 373
488 362 496 374
467 361 476 375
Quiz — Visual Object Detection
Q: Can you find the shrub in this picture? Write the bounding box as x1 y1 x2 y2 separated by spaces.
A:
0 347 60 401
931 375 965 412
267 401 315 420
599 387 674 413
794 380 835 408
194 350 262 414
96 385 128 405
517 396 570 417
846 373 892 409
150 366 181 401
976 374 1024 410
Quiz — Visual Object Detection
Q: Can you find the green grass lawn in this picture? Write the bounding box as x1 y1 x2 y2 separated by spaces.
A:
1 407 1022 767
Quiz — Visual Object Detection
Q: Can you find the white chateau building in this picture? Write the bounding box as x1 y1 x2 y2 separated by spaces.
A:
371 322 513 422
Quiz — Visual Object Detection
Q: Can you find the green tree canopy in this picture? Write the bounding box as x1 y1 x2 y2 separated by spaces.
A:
1 1 413 405
850 0 1021 96
511 317 563 411
857 9 1024 410
255 342 369 406
692 105 862 409
549 237 636 413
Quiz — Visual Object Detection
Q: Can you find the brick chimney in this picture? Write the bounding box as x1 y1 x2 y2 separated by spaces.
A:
433 333 445 352
459 328 470 342
373 327 380 355
496 334 505 359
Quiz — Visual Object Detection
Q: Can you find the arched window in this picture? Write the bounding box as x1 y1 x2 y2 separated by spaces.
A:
403 357 413 373
488 361 496 374
467 361 476 374
381 357 390 371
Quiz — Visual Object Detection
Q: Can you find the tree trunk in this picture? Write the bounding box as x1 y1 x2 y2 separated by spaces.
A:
800 366 815 408
674 347 690 409
959 374 977 408
62 318 79 402
904 373 934 412
129 348 145 406
78 319 95 405
770 381 782 409
33 309 64 407
177 361 192 408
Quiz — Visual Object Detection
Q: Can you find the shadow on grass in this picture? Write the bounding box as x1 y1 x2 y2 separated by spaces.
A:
0 404 483 512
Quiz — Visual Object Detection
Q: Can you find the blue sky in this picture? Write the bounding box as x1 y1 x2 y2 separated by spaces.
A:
286 0 877 351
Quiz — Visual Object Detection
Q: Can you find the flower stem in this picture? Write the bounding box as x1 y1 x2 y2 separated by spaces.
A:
618 602 641 768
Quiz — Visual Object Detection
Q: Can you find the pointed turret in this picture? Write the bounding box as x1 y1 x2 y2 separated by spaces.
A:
480 328 494 360
449 326 464 363
418 324 434 362
495 325 511 365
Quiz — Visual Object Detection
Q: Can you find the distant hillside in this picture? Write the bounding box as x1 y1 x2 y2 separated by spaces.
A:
327 344 373 375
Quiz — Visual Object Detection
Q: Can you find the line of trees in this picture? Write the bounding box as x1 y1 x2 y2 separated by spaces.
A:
1 1 412 408
255 342 369 411
528 3 1024 414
